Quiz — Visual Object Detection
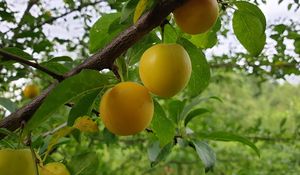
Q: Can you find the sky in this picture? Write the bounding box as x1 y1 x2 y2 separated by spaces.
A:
1 0 300 85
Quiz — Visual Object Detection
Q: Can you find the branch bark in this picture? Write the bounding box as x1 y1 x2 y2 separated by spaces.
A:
0 49 64 81
0 0 186 137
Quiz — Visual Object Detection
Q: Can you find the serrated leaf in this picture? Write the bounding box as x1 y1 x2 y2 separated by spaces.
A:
148 141 173 167
89 13 127 53
133 0 149 23
151 100 175 147
68 89 100 126
198 131 260 157
69 152 99 175
232 4 266 56
25 70 110 131
184 108 210 126
0 97 17 112
177 38 211 97
191 140 216 172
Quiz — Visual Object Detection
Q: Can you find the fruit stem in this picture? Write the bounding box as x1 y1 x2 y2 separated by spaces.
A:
160 19 168 43
27 132 41 175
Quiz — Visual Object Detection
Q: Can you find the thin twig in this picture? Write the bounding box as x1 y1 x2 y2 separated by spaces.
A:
42 122 67 137
0 49 64 81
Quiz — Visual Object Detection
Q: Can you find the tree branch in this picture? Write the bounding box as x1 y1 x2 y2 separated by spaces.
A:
0 49 64 81
0 0 186 137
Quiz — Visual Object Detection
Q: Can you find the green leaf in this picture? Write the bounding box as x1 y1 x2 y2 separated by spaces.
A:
40 62 70 74
69 152 99 175
44 126 74 161
0 97 17 112
191 140 216 172
190 18 221 49
177 38 211 97
33 39 53 53
198 131 260 157
0 10 15 22
127 32 160 65
184 108 210 126
148 141 173 167
133 0 150 23
151 100 176 147
68 89 100 126
120 0 139 23
166 99 185 124
0 128 19 140
163 24 178 44
89 13 127 53
47 56 73 62
233 1 266 31
25 70 110 131
180 96 221 122
1 47 33 60
232 3 266 56
103 128 118 145
64 0 75 9
294 39 300 54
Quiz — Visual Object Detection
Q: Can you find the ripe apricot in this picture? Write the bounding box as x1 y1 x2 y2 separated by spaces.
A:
23 84 40 99
139 43 192 97
173 0 219 34
100 82 154 136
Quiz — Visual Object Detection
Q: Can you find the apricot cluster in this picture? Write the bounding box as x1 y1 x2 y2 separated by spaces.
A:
100 0 219 136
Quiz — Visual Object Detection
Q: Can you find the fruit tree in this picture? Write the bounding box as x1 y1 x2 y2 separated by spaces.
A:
0 0 299 174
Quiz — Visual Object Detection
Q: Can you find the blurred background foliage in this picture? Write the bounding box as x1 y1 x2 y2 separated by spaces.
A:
0 0 300 174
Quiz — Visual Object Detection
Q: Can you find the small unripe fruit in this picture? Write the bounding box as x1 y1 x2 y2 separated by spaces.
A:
23 84 40 99
41 162 70 175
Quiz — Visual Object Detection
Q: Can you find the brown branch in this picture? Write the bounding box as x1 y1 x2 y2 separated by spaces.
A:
0 0 186 137
0 49 64 81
